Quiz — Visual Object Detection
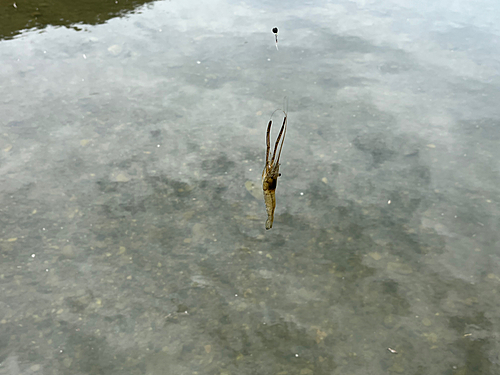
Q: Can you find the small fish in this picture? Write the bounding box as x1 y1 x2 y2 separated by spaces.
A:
262 106 287 229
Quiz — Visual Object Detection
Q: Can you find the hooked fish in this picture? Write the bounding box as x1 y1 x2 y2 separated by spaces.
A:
262 107 287 229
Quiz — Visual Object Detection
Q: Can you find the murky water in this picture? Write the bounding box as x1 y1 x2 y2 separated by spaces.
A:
1 0 500 374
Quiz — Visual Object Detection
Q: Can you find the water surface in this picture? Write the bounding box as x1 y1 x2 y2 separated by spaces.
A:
1 0 500 374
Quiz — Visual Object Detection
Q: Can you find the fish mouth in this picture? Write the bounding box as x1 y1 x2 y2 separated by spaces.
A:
265 218 273 230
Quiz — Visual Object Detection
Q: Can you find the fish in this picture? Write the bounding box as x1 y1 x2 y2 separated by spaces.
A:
262 106 287 229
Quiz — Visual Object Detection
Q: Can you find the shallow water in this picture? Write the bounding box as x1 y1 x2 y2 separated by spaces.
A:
1 0 500 374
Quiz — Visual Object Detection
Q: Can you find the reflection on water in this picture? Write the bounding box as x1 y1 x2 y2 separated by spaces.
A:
1 0 500 374
0 0 152 41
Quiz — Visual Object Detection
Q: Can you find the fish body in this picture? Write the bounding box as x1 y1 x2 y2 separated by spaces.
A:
262 109 287 230
262 165 279 229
